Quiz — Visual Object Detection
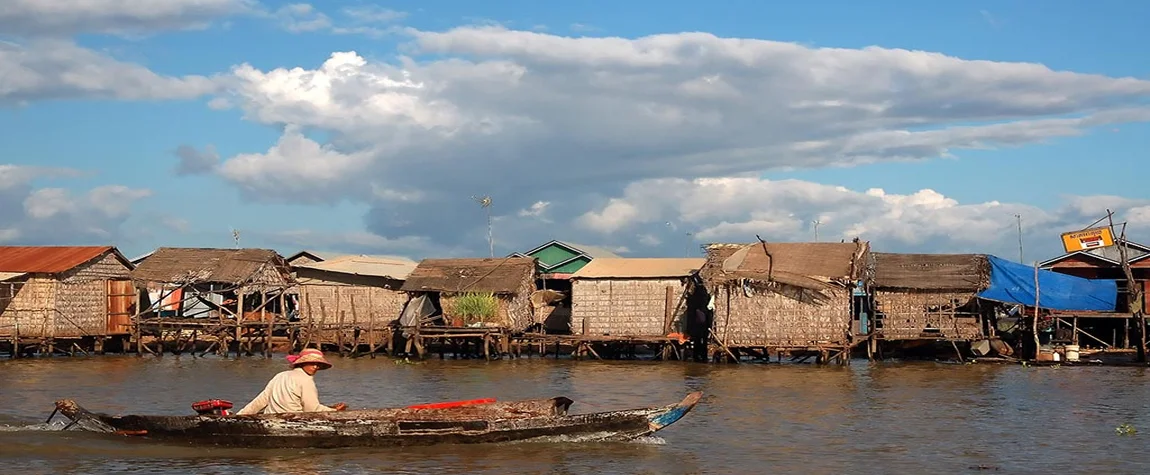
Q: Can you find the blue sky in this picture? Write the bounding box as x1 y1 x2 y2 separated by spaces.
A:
1 0 1149 262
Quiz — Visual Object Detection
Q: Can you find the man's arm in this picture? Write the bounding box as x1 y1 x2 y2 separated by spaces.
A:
300 378 336 412
235 383 272 415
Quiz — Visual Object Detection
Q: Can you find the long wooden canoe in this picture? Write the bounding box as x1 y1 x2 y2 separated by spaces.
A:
50 392 702 449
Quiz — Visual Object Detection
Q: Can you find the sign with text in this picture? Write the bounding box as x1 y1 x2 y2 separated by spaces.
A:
1060 226 1115 253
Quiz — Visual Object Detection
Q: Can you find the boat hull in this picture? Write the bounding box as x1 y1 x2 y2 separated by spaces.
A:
52 392 702 449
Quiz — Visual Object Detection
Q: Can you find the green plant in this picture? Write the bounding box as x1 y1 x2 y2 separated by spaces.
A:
450 292 499 325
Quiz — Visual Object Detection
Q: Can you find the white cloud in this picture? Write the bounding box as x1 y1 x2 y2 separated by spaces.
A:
578 176 1150 259
518 201 551 218
217 127 376 203
0 165 152 245
340 6 407 24
0 40 220 103
274 3 332 33
0 0 254 37
192 26 1150 256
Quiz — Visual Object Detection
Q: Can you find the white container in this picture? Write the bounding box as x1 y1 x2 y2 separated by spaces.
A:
1065 344 1080 362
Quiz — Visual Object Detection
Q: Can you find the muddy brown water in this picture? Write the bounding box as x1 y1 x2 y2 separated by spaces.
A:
1 356 1149 474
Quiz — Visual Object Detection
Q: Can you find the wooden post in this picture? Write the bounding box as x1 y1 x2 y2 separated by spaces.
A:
1072 317 1079 345
263 292 273 358
1032 262 1041 361
236 291 244 358
338 310 347 357
133 286 143 356
366 293 376 358
350 295 360 357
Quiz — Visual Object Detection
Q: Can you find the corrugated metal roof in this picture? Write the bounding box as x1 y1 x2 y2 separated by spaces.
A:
571 258 705 279
295 255 418 280
0 246 124 274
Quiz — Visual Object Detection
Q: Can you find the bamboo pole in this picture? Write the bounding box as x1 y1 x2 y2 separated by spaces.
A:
1033 262 1041 361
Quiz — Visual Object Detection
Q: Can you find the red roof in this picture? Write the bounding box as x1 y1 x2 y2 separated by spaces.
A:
0 246 121 274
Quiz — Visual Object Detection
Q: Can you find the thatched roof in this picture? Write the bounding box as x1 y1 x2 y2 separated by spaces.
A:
701 241 869 291
130 248 292 286
400 257 536 294
870 253 990 291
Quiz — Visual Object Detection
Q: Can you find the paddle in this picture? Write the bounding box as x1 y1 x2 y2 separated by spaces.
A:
406 398 496 410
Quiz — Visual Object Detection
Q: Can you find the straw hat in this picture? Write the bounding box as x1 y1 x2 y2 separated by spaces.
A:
285 348 332 370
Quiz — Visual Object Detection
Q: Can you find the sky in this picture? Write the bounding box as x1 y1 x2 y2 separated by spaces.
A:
2 0 1150 263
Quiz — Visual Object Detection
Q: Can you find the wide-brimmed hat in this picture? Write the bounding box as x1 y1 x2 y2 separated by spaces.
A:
286 348 332 370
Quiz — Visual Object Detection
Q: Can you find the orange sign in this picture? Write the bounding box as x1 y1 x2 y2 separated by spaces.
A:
1060 226 1115 253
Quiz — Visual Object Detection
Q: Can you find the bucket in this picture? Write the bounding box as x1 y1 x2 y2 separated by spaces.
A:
1065 344 1080 362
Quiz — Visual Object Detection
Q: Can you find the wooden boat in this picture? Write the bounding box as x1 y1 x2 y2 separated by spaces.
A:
50 392 702 449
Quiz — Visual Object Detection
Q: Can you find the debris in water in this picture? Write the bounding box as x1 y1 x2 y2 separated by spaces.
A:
1116 423 1137 436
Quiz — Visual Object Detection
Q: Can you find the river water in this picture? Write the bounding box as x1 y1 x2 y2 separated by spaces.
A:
1 355 1149 474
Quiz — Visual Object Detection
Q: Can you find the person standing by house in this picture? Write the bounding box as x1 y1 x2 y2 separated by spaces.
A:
236 348 347 415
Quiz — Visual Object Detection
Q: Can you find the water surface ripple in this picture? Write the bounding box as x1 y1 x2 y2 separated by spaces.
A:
2 356 1148 474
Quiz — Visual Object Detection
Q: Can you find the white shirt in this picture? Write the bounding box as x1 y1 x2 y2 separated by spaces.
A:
236 368 336 415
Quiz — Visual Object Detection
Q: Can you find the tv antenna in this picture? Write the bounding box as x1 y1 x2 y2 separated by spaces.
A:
472 195 493 257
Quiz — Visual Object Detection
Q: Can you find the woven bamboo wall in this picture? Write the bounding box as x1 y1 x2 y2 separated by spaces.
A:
298 281 408 327
245 263 292 291
572 278 685 336
712 284 852 348
54 280 107 337
507 275 537 330
0 278 57 338
875 290 983 341
60 253 131 282
53 253 132 338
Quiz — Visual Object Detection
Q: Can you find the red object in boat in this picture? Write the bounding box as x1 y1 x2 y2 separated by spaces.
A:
406 398 496 410
191 399 234 415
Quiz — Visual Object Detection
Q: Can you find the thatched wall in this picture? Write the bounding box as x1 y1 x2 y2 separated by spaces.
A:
437 273 537 330
875 290 983 341
572 278 686 336
296 271 408 328
57 253 132 338
0 253 132 338
711 283 852 348
404 257 539 330
700 241 867 349
0 277 56 338
869 253 988 341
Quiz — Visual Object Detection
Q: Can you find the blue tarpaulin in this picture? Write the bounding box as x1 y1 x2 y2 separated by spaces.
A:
977 255 1117 312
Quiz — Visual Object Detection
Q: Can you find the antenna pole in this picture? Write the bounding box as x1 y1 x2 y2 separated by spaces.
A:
487 206 494 258
1015 214 1023 263
813 220 820 242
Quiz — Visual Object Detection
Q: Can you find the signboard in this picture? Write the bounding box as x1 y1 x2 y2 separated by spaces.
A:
1060 226 1115 253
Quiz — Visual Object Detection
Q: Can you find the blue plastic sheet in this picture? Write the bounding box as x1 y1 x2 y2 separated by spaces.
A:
977 255 1117 312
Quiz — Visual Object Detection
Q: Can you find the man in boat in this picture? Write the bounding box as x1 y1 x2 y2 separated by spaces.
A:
236 348 348 415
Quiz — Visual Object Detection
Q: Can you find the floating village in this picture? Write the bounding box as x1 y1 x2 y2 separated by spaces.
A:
1 222 1147 367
